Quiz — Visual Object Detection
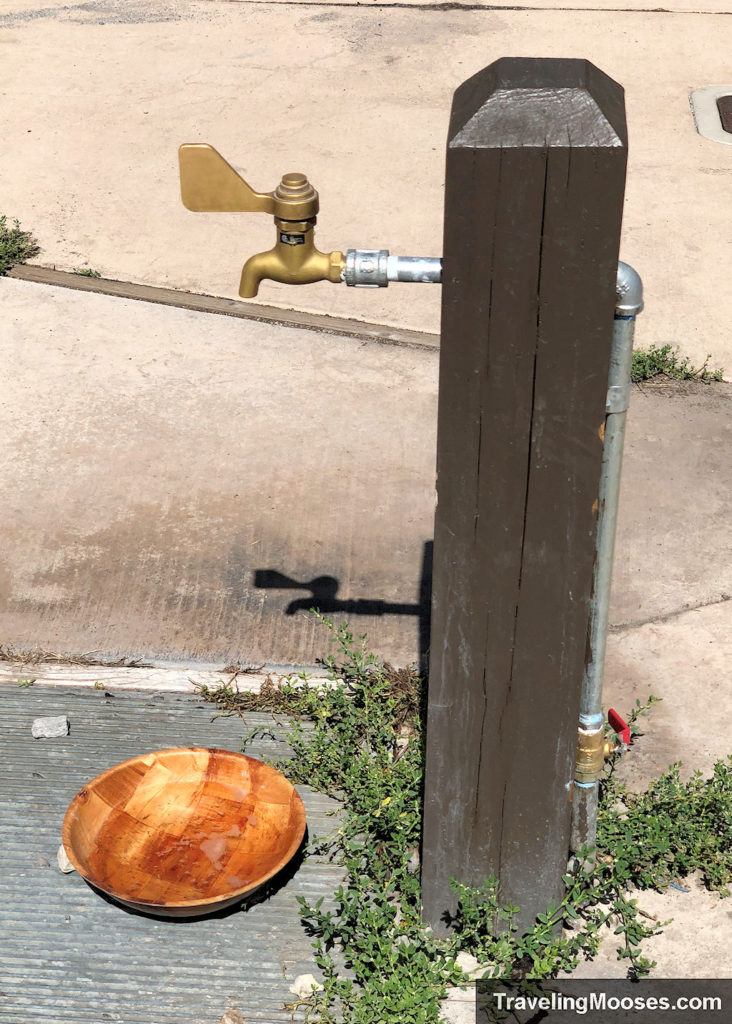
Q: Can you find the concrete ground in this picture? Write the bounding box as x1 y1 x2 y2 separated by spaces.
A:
2 274 731 1007
2 0 732 1014
1 0 732 372
3 276 730 680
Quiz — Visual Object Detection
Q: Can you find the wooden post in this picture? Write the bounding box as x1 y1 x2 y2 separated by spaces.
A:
421 57 628 932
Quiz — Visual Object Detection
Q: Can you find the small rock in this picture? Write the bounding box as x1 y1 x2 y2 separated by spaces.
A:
455 950 491 979
218 1010 246 1024
31 716 70 739
57 844 75 873
405 846 421 874
289 974 324 999
452 946 493 978
456 951 480 973
36 855 50 868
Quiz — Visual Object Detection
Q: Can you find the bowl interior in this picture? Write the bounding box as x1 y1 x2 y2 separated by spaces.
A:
62 747 306 910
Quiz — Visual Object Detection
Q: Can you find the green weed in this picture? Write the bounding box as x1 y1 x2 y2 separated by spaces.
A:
201 617 731 1020
72 267 102 278
0 215 40 276
599 757 732 898
632 344 723 383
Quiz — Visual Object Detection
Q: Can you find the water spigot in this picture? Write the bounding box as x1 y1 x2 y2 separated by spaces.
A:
179 144 344 297
179 143 442 297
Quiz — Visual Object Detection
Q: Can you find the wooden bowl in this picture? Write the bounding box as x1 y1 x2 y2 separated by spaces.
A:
62 747 306 917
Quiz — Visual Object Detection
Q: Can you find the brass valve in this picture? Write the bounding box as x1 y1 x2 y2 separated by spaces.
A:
178 144 344 298
574 727 621 785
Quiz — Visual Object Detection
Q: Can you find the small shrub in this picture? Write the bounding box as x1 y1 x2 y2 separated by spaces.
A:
0 215 40 276
632 344 723 383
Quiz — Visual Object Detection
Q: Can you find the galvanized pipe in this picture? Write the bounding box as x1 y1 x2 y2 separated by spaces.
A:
386 255 443 283
343 249 442 287
569 261 643 860
345 247 644 861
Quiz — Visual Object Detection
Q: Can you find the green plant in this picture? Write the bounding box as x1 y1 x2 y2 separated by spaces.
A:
0 215 40 275
598 758 732 898
72 267 101 278
631 343 723 383
201 621 732 1020
17 678 35 687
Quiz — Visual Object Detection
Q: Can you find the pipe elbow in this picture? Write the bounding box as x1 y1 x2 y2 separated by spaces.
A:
615 262 643 318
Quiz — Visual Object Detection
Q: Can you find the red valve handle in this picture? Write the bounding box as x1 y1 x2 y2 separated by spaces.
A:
608 708 630 747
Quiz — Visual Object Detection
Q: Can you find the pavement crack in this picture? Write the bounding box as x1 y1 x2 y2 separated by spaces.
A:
608 592 731 633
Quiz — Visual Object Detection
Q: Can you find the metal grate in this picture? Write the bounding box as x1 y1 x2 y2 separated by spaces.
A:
717 95 732 134
0 687 344 1023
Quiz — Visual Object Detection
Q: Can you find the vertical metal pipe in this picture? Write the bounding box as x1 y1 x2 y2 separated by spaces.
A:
569 262 643 859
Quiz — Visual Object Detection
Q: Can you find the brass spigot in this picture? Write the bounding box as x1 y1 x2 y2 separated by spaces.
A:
178 144 344 298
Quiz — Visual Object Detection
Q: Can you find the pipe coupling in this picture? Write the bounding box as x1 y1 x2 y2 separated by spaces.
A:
343 249 442 287
343 249 389 287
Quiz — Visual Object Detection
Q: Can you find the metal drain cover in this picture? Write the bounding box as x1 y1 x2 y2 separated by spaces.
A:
717 95 732 135
690 86 732 145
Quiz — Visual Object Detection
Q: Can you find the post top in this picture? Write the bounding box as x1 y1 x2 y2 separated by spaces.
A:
449 57 627 151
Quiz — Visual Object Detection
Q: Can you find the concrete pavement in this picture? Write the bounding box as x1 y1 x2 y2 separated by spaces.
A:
1 273 730 1002
2 0 732 1003
1 0 732 371
2 273 730 778
1 275 438 668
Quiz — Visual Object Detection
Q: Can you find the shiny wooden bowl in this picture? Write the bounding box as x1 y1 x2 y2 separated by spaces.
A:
62 747 306 917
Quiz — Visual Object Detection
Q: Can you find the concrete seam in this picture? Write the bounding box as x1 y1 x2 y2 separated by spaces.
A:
8 264 440 351
608 592 731 634
194 1 731 13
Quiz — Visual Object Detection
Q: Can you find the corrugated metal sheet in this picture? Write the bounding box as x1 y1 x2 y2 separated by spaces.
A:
0 688 345 1024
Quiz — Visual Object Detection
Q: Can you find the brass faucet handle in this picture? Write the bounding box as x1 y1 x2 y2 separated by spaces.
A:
179 144 275 214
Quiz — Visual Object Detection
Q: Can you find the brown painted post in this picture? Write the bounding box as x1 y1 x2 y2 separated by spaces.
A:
422 57 628 932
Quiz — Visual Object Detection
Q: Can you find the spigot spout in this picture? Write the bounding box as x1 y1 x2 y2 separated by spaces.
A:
239 219 344 298
239 252 271 300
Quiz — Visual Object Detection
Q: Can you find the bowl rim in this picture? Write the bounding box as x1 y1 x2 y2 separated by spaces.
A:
61 746 307 909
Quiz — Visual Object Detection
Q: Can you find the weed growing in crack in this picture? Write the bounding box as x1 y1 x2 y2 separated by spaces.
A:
0 215 40 275
631 343 723 383
200 617 731 1021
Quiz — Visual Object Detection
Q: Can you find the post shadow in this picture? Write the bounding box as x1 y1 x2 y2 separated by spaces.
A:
254 540 433 675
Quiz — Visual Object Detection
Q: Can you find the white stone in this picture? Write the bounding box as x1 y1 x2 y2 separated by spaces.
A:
405 846 420 874
57 844 75 873
455 951 481 973
288 974 324 999
31 715 69 738
455 950 493 979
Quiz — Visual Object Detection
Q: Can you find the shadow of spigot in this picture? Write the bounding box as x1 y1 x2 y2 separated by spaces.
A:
253 542 434 674
253 570 340 616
